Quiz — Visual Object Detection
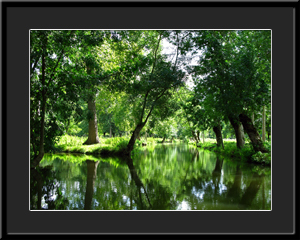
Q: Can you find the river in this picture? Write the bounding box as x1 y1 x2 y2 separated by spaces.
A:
30 143 271 210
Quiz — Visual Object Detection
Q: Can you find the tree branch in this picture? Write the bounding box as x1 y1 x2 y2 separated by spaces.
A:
144 87 168 124
140 89 150 123
149 33 162 82
173 32 180 71
46 30 75 89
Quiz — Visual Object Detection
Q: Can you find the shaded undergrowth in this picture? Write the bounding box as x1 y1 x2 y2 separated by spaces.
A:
195 140 271 166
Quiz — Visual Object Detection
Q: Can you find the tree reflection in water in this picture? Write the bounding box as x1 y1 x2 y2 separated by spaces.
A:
32 144 271 210
30 166 69 210
84 160 99 210
124 156 152 209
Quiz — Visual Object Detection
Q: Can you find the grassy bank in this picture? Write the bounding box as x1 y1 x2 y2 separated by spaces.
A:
52 134 173 157
193 139 271 166
50 135 271 165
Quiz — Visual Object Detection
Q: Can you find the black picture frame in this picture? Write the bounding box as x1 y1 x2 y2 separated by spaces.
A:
2 1 298 238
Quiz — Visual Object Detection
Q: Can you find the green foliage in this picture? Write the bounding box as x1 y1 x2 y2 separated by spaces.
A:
31 30 271 165
146 137 157 145
263 140 271 152
196 139 271 166
30 30 108 157
56 135 86 147
190 30 270 137
251 151 271 165
197 140 254 162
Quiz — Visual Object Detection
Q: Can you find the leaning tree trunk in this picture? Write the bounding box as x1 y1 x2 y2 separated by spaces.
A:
125 123 145 155
83 99 100 145
137 132 141 141
213 124 224 149
161 136 166 143
229 115 245 149
191 131 199 144
196 131 200 142
239 113 268 153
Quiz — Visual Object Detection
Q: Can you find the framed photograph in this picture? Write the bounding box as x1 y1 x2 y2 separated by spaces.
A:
2 1 298 238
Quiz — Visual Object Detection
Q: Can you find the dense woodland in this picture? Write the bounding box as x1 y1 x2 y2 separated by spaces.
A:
30 30 271 168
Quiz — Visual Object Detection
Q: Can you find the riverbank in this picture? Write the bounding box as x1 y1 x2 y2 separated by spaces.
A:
194 140 271 166
46 135 271 165
50 135 181 157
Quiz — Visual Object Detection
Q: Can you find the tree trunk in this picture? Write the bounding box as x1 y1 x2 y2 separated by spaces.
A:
125 123 145 155
202 131 205 143
137 132 141 140
83 99 100 145
32 98 46 168
229 115 245 149
161 136 166 143
262 105 266 142
213 124 224 149
196 131 200 142
239 113 268 153
192 131 199 143
32 51 46 168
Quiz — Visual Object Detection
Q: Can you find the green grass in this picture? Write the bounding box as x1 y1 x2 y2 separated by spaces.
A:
195 139 271 166
53 135 271 165
41 152 126 168
54 134 172 156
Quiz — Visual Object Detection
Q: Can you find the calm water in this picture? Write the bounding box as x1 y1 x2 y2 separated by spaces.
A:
30 143 271 210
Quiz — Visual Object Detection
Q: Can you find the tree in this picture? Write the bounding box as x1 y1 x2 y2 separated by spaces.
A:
31 30 83 167
72 31 112 145
30 30 118 166
108 31 188 155
190 30 270 152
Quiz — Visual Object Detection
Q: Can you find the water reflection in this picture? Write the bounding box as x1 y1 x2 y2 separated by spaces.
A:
226 165 242 203
240 173 264 207
125 156 152 209
31 144 271 210
30 166 69 210
84 160 99 210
